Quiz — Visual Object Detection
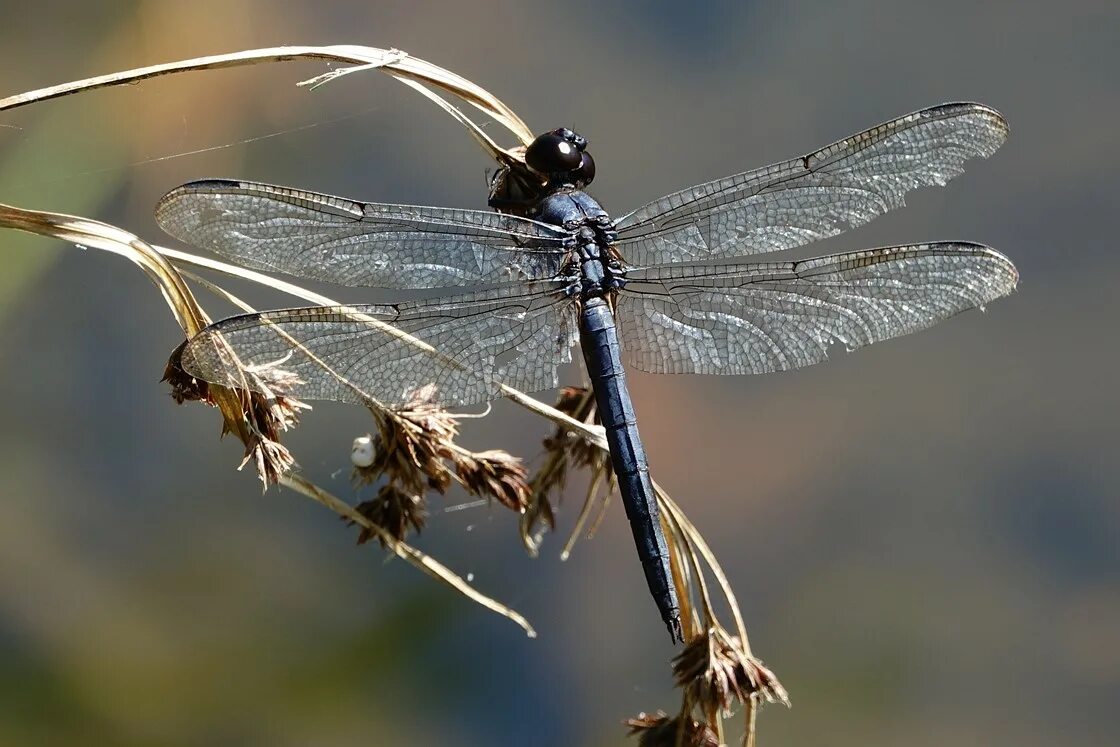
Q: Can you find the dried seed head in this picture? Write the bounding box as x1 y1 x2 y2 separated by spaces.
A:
519 490 556 555
673 626 789 717
524 462 560 547
523 387 611 553
544 386 604 470
454 449 530 511
163 342 210 404
243 358 308 399
352 404 458 496
348 389 530 545
166 341 308 486
529 450 569 506
350 484 427 546
531 386 609 502
246 379 308 434
624 712 719 747
553 385 595 420
239 433 297 486
239 371 308 485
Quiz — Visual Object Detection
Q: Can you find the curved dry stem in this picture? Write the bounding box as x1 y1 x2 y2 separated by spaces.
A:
658 487 717 633
281 473 536 637
586 471 616 539
386 76 510 163
0 204 207 336
745 699 759 747
666 511 699 643
560 465 606 561
0 45 533 147
656 480 749 649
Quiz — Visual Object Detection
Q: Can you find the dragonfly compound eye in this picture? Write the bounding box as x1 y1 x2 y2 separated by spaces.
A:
526 130 584 175
572 151 596 186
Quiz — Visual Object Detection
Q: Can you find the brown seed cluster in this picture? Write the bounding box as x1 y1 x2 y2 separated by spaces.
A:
353 484 427 547
672 626 789 719
350 391 530 544
163 341 210 405
352 397 460 497
625 712 720 747
455 449 530 512
543 386 606 472
524 386 610 545
164 341 307 485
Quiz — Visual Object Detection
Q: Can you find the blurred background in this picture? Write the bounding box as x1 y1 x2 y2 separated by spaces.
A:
1 1 1117 745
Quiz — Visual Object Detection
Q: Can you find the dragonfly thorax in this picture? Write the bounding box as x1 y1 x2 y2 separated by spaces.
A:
572 223 624 299
528 188 623 298
533 188 612 228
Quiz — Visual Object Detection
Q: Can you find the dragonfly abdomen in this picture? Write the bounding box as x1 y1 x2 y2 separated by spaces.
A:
579 296 682 642
536 188 680 637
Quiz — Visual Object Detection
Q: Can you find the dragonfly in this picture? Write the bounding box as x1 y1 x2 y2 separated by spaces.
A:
156 102 1018 642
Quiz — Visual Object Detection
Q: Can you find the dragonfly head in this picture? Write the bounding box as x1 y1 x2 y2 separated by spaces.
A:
525 128 596 188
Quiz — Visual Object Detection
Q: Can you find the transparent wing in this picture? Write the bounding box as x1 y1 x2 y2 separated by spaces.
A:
156 179 573 289
617 242 1017 374
180 281 579 407
613 103 1008 266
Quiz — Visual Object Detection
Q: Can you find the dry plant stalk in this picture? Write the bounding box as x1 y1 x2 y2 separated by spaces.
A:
0 45 785 745
524 385 611 555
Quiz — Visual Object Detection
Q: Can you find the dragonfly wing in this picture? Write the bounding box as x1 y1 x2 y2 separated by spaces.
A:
617 242 1017 374
156 180 572 289
613 104 1007 266
180 281 579 407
